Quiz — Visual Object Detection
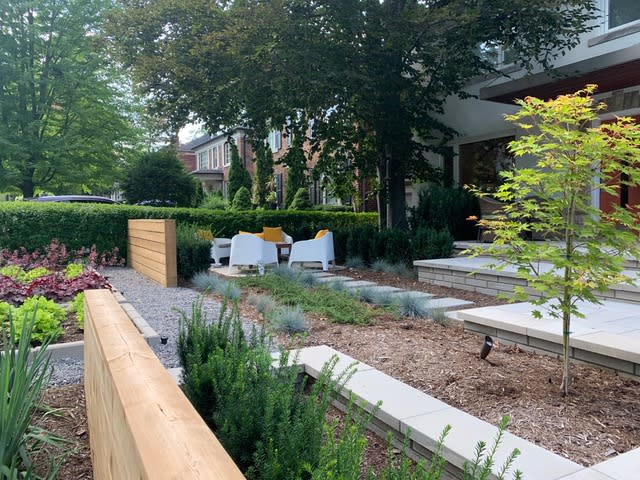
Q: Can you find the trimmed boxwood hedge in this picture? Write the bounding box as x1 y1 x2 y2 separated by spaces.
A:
0 202 378 259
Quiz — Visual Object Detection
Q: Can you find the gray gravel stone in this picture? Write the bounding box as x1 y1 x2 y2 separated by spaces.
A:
48 267 256 386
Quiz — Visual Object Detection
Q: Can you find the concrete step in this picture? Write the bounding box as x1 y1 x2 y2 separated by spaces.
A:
415 256 640 304
453 241 640 271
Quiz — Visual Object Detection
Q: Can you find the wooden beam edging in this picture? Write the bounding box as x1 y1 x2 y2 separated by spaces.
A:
84 289 245 480
290 345 639 480
128 219 177 287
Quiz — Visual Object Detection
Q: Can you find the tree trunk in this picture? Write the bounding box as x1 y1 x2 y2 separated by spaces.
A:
376 158 388 231
20 168 35 198
387 154 408 230
561 307 571 397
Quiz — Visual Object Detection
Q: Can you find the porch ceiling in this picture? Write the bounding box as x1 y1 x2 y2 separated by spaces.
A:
480 44 640 104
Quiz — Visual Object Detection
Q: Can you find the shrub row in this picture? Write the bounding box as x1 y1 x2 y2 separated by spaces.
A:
409 185 480 241
0 202 378 258
333 225 454 266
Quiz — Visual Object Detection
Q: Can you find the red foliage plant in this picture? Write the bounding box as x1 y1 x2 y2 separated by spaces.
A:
0 239 125 271
0 240 119 305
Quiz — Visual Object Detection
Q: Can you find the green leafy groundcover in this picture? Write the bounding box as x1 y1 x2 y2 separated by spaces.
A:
237 272 378 325
0 243 108 344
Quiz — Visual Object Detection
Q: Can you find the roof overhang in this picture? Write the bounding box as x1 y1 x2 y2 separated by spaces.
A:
480 44 640 104
191 170 224 181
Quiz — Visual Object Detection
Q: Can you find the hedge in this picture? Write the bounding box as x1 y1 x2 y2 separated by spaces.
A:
0 202 378 259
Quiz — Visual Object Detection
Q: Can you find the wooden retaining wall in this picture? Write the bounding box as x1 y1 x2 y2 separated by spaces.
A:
127 219 177 287
84 289 245 480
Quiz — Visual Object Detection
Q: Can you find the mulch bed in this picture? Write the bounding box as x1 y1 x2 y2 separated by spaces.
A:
39 268 640 477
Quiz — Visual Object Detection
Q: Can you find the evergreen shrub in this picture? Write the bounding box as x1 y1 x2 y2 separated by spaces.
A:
176 298 353 479
288 188 312 210
231 186 253 210
176 224 211 280
410 185 479 240
412 227 454 260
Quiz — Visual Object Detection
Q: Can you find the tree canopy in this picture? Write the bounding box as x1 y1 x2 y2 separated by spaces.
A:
121 149 198 207
0 0 140 198
108 0 597 227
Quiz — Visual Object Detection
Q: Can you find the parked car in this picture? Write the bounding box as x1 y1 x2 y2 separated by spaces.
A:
135 199 177 207
30 195 116 204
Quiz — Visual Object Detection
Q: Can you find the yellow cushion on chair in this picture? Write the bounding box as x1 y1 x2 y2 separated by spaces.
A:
314 229 329 239
262 226 282 242
239 230 265 240
197 229 214 241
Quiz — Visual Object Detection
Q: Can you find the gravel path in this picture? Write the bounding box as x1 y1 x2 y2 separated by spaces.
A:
49 267 254 385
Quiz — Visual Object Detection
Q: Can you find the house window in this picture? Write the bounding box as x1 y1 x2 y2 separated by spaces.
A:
211 146 218 168
476 42 515 68
459 136 515 192
197 151 208 170
226 144 231 165
608 0 640 29
269 130 282 153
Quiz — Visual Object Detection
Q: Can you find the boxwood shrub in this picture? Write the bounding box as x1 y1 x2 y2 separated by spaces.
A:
176 224 212 280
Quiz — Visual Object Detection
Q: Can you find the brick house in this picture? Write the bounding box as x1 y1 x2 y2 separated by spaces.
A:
424 1 640 212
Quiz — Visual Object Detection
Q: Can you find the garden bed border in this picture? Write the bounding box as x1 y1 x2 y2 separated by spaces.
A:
291 345 639 480
84 289 244 479
35 288 160 362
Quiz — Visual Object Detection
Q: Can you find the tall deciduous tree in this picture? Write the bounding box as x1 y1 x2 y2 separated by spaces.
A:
0 0 139 197
108 0 597 228
475 86 640 396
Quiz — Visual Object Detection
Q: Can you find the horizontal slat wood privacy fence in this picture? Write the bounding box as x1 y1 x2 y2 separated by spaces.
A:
127 219 177 287
84 289 245 480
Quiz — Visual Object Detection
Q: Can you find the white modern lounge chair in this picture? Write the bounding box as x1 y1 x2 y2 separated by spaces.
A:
210 237 232 266
288 231 335 271
228 234 278 274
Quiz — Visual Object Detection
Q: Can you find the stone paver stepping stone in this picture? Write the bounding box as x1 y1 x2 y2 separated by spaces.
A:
309 271 334 278
360 285 404 294
423 297 474 310
315 275 355 283
389 290 435 299
342 281 378 289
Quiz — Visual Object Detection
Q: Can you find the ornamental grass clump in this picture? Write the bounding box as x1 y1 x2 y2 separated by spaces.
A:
355 286 378 303
1 313 61 478
272 264 299 282
325 279 347 292
213 279 241 299
395 293 430 319
344 256 365 269
191 271 221 291
371 258 392 272
295 270 318 288
269 305 308 334
247 294 277 316
371 289 396 307
429 307 448 327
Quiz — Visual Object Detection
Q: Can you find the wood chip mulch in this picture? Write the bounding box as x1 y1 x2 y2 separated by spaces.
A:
40 268 640 478
252 268 640 468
